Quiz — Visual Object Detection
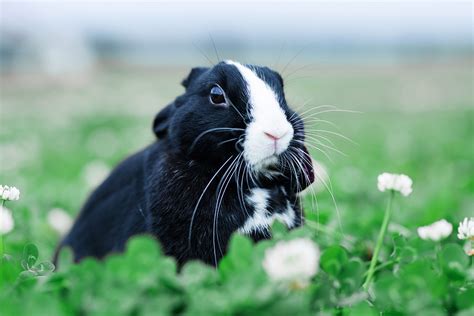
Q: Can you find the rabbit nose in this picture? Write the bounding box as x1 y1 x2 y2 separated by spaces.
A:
264 132 280 141
263 130 288 141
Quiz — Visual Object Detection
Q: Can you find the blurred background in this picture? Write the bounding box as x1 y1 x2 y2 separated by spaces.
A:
0 1 472 257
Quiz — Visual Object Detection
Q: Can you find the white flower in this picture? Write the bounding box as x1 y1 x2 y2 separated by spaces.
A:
457 217 474 240
47 208 73 236
377 173 413 196
82 161 111 189
417 219 452 241
262 238 320 286
0 185 21 201
0 206 14 235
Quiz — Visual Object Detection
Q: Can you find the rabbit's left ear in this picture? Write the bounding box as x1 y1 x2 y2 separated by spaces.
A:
181 67 209 89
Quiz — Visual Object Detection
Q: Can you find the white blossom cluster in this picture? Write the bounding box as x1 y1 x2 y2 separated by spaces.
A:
457 217 474 240
262 238 320 287
417 219 452 241
377 173 413 196
0 185 20 201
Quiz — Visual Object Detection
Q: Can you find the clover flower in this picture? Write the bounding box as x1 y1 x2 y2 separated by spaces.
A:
457 217 474 240
47 208 73 236
377 173 413 196
0 185 20 201
0 206 14 235
82 161 111 189
417 219 452 241
262 238 320 287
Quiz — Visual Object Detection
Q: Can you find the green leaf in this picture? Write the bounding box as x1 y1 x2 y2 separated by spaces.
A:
456 287 474 309
391 234 407 258
223 234 253 267
349 301 378 316
21 243 39 270
438 243 469 280
399 246 417 264
230 234 253 257
32 261 55 276
0 256 22 288
56 246 74 271
19 270 38 279
180 261 218 287
372 273 399 310
456 307 474 316
321 245 348 277
125 235 162 259
340 258 365 292
270 221 288 239
218 234 255 281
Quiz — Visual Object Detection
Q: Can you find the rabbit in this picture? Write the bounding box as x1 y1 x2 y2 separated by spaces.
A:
55 60 315 267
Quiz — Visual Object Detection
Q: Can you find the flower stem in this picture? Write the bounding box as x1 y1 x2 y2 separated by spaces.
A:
363 190 394 290
0 199 5 263
362 259 399 277
470 239 474 266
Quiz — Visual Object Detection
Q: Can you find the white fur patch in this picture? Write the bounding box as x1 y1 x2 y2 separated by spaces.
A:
238 188 270 234
237 188 296 234
225 60 293 170
275 201 296 228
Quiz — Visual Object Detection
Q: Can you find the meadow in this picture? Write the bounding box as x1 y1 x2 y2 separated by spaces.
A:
1 59 473 315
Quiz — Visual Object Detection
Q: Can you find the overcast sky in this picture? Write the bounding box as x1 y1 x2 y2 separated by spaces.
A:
1 1 472 45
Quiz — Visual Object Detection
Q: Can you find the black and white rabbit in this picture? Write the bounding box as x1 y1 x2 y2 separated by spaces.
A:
56 60 315 266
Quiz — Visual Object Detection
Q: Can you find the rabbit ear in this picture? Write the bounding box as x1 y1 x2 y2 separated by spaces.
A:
181 67 209 88
153 102 176 138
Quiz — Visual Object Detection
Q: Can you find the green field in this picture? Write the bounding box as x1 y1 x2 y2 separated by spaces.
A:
1 60 473 314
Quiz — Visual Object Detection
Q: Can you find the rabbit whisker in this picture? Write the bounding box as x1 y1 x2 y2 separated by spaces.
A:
286 147 319 230
190 127 245 153
188 155 234 249
293 146 345 237
212 154 242 266
293 139 333 163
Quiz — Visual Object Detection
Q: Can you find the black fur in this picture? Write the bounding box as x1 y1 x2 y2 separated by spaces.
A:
56 62 313 267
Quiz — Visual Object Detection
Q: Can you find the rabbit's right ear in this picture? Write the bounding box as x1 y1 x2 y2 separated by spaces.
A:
153 102 176 138
181 67 209 89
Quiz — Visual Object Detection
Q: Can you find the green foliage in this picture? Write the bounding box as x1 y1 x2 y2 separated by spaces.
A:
321 245 349 277
20 243 55 278
3 230 472 315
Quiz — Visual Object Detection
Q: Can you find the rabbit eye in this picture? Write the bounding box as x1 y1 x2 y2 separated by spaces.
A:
209 85 226 105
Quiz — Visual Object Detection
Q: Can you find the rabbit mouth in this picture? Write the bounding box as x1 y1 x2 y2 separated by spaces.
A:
253 154 280 170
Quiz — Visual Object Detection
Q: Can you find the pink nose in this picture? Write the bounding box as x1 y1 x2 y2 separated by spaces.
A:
264 132 281 141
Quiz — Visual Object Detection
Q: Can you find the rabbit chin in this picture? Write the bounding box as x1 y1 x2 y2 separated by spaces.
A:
253 155 279 171
243 140 289 173
243 139 291 175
